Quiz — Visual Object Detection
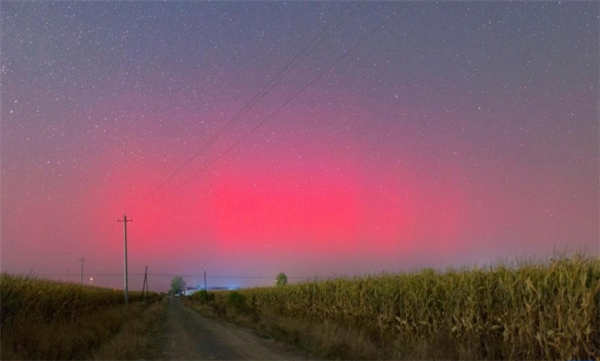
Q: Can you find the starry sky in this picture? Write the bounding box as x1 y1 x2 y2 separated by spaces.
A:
1 1 598 291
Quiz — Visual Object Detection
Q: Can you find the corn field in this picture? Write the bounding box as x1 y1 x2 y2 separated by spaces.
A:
0 273 160 324
0 274 160 359
207 255 600 360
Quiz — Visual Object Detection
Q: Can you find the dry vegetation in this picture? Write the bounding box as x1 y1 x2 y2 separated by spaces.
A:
92 300 166 360
188 253 600 360
0 274 166 360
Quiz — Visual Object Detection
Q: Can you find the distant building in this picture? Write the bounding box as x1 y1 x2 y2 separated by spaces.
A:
183 286 240 295
183 286 202 296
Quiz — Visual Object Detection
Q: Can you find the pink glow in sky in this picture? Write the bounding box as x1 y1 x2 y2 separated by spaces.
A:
1 2 598 291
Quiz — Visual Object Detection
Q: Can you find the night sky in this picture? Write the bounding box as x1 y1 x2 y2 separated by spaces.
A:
1 1 598 291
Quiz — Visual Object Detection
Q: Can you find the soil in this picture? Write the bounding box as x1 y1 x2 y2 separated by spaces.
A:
157 298 311 360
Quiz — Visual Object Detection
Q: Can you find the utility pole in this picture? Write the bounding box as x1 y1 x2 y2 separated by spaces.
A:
141 266 149 302
117 214 132 305
204 270 207 291
79 258 85 285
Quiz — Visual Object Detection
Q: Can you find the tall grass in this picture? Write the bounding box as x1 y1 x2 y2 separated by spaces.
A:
0 274 162 360
192 254 600 360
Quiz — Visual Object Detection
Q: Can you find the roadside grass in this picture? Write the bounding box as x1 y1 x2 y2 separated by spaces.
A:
187 252 600 360
93 300 167 360
1 274 164 360
186 298 474 361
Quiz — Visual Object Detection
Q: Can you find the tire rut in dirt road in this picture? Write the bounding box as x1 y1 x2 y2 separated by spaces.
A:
162 298 309 360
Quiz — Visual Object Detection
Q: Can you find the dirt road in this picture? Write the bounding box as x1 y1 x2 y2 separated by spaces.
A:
161 298 309 360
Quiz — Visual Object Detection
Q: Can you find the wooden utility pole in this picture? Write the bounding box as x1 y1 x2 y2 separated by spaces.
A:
79 258 85 285
117 214 132 305
204 270 207 291
141 266 149 302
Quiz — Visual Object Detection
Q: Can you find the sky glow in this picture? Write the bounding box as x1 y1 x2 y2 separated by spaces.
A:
1 1 598 291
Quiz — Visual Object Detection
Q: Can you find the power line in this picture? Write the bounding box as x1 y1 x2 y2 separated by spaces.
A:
8 272 340 280
126 3 360 214
140 7 404 212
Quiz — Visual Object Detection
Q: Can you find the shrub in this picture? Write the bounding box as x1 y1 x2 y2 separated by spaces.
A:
226 291 247 311
191 289 214 303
